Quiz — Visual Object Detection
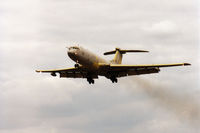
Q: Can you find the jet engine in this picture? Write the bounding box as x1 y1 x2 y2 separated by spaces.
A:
51 72 57 77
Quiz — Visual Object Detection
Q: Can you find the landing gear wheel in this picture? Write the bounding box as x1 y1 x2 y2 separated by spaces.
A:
110 76 118 83
74 64 79 68
91 79 94 84
87 78 94 84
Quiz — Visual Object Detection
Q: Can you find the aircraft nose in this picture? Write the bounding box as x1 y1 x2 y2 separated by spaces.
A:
68 49 78 58
68 50 74 56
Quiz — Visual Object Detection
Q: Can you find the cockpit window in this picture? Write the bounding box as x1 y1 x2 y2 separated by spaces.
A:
69 46 80 50
73 46 79 49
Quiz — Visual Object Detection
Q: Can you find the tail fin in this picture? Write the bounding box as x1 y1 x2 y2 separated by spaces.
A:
104 48 149 64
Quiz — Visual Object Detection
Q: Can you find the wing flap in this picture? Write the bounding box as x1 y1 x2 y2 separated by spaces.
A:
60 71 86 78
113 67 160 77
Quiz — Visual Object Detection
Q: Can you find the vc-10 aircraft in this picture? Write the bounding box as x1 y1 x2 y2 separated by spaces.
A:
36 46 190 84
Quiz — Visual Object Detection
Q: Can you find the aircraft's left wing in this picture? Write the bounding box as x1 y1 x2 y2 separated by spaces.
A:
99 63 191 77
110 63 191 70
36 67 98 78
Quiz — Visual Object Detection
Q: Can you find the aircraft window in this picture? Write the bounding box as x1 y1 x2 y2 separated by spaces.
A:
69 47 80 50
72 47 79 50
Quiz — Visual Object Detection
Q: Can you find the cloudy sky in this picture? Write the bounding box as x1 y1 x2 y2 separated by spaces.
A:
0 0 199 133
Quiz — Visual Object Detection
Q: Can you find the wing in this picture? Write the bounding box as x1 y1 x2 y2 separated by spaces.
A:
99 63 191 77
110 63 191 69
36 67 98 79
36 67 76 73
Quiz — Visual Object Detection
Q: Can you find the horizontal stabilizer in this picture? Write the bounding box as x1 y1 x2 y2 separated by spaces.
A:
104 48 149 55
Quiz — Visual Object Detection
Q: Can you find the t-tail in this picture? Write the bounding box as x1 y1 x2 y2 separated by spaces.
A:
104 48 149 64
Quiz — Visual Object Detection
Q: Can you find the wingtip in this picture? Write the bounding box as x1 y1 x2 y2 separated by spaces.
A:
183 63 191 66
135 50 149 52
35 70 41 73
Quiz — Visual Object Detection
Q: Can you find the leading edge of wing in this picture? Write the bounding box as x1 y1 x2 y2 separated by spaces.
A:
35 67 76 73
110 63 191 68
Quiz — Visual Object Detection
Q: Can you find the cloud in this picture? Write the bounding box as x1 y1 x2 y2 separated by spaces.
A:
142 20 178 36
0 0 199 133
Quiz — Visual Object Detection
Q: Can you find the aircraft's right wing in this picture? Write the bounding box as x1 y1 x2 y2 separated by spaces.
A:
36 67 76 73
36 67 98 79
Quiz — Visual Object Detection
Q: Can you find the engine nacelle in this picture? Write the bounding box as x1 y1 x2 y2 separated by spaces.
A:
155 67 160 72
51 72 57 77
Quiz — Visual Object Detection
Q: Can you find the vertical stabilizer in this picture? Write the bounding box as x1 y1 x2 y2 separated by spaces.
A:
111 48 123 64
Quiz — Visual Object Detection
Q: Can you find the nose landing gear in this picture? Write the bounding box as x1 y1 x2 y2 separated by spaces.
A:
74 63 80 68
74 60 80 68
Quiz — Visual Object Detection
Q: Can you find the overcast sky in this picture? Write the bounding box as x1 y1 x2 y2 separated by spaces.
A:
0 0 200 133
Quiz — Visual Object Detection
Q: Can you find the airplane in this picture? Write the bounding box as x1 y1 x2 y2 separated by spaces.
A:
36 46 191 84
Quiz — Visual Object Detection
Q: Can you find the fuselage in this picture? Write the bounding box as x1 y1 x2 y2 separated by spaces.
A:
67 46 109 70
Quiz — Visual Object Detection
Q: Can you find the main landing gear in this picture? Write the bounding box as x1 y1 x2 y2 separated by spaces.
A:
87 77 95 84
110 76 118 83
